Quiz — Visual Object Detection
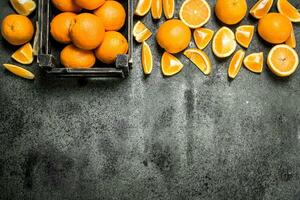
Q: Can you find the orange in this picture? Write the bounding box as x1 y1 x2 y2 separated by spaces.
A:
133 21 152 43
235 25 255 48
156 19 191 54
161 52 183 76
60 44 96 68
94 1 126 31
212 27 237 58
179 0 211 29
184 48 211 75
50 12 77 44
142 42 153 75
258 13 292 44
267 44 299 77
277 0 300 22
135 0 152 16
1 14 34 46
250 0 273 19
70 13 105 50
74 0 105 10
51 0 81 12
193 28 214 50
243 52 264 73
3 64 35 79
10 0 36 16
228 49 245 79
163 0 175 19
286 26 296 48
95 31 129 64
215 0 247 25
151 0 163 19
11 43 33 64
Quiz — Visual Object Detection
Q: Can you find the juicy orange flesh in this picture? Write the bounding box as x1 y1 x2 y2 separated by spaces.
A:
229 51 244 77
271 47 296 72
236 27 254 47
286 28 296 48
251 0 273 18
163 0 174 18
189 52 208 71
133 21 152 42
194 29 213 49
142 43 152 74
162 53 183 75
181 0 209 25
245 54 263 71
215 31 234 54
279 0 300 19
12 43 33 64
152 0 162 18
135 0 152 15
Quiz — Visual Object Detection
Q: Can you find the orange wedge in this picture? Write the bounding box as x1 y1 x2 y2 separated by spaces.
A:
193 28 214 50
277 0 300 22
161 52 183 76
184 48 211 75
3 64 35 79
212 27 237 58
286 26 296 48
179 0 211 29
250 0 273 19
235 25 255 48
163 0 175 19
135 0 152 16
11 43 34 64
267 44 299 77
151 0 163 19
228 50 245 79
133 21 152 43
142 42 153 75
244 52 264 73
10 0 36 16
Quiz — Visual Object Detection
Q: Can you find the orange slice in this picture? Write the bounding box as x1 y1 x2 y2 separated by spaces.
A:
3 64 35 79
161 52 183 76
193 28 214 50
244 52 264 73
142 42 153 75
151 0 163 19
228 50 245 79
184 48 211 75
163 0 175 19
133 21 152 43
179 0 211 29
10 0 36 16
286 26 296 48
267 44 299 77
235 25 255 48
11 43 34 64
212 27 237 58
277 0 300 22
134 0 152 16
250 0 273 19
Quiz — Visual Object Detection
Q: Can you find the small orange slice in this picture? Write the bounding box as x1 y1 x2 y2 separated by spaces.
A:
212 27 237 58
151 0 163 19
184 48 211 75
3 64 35 79
142 42 153 75
134 0 152 16
235 25 255 48
10 0 36 16
133 21 152 43
277 0 300 22
228 50 245 79
11 43 34 65
286 26 296 48
163 0 175 19
161 52 184 76
267 44 299 77
193 28 214 50
244 52 264 73
179 0 211 29
250 0 273 19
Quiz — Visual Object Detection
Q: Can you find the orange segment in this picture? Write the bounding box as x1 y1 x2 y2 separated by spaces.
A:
163 0 175 19
3 64 35 79
184 48 211 75
133 21 152 43
250 0 273 19
228 50 245 79
286 26 296 48
179 0 211 29
193 28 214 50
142 42 153 75
267 44 299 77
10 0 36 16
11 43 33 64
212 27 237 58
151 0 163 19
235 25 255 48
243 52 264 73
161 52 184 76
134 0 152 16
277 0 300 22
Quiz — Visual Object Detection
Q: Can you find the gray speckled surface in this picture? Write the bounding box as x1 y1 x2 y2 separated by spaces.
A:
1 0 300 199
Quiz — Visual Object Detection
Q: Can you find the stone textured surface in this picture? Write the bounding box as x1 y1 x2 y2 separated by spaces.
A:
1 0 300 199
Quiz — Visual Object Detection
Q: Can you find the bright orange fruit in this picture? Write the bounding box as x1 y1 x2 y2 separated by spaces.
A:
10 0 36 16
235 25 255 48
277 0 300 22
151 0 162 19
184 48 212 75
133 21 152 43
212 27 237 58
51 0 81 12
161 52 184 76
163 0 175 19
244 52 264 73
142 42 153 75
3 64 35 79
250 0 273 19
74 0 105 10
193 28 214 50
286 26 296 49
11 43 33 64
228 50 245 79
135 0 152 16
215 0 247 25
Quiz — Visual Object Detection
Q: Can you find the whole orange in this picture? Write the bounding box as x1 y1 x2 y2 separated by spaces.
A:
74 0 105 10
258 13 292 44
51 0 81 12
156 19 191 54
215 0 247 25
1 14 34 46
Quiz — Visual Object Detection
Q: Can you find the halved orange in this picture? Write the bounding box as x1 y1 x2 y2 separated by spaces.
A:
134 0 152 16
212 27 237 58
286 26 296 48
267 44 299 77
244 52 264 73
184 48 211 75
228 50 245 79
3 64 35 79
133 21 152 43
11 43 34 64
142 42 153 75
179 0 211 29
193 28 214 50
161 52 183 76
151 0 163 19
10 0 36 16
235 25 255 48
250 0 273 19
277 0 300 22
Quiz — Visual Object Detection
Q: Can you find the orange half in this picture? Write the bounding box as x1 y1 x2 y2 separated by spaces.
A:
244 52 264 73
212 27 237 58
184 48 211 75
228 50 245 79
151 0 162 19
3 64 35 79
161 52 184 76
277 0 300 22
235 25 255 48
250 0 273 19
11 43 34 65
163 0 175 19
142 42 153 75
193 28 214 50
135 0 152 16
133 21 152 43
286 26 296 48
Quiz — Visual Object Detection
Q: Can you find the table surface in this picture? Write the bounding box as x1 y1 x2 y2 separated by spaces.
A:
1 0 300 199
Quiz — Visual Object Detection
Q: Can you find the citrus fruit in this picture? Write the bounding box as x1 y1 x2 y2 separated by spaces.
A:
277 0 300 22
212 27 237 58
133 21 152 43
193 28 214 50
10 0 36 16
163 0 175 19
258 13 292 44
135 0 152 16
151 0 163 19
244 52 264 73
228 49 245 79
94 1 126 31
3 64 34 79
70 13 105 50
11 43 33 64
267 44 299 77
215 0 247 25
156 19 191 54
179 0 211 29
286 26 296 48
235 25 255 48
161 52 183 76
142 41 153 75
51 0 81 12
74 0 105 10
95 31 129 64
50 12 77 44
60 44 96 68
250 0 273 19
1 14 34 46
184 48 211 75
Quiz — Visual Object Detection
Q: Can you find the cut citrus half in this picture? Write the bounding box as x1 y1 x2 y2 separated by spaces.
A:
277 0 300 22
3 64 35 79
10 0 36 16
212 27 237 58
286 26 296 48
228 50 245 79
267 44 299 77
179 0 211 29
235 25 255 48
193 28 214 50
142 42 153 75
151 0 163 19
134 0 152 16
133 21 152 43
163 0 175 19
161 52 184 76
184 48 211 75
11 43 34 65
250 0 273 19
244 52 264 73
